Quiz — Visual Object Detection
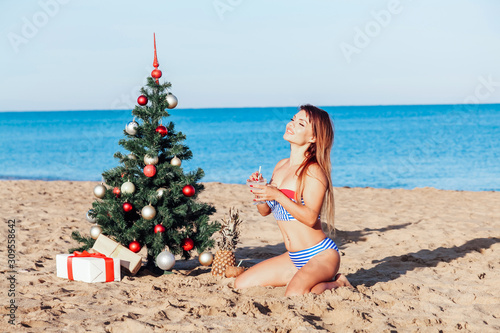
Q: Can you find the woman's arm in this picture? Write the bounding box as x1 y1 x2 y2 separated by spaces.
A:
256 201 271 216
252 164 327 227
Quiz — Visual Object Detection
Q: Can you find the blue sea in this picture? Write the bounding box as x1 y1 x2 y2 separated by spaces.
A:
1 105 499 191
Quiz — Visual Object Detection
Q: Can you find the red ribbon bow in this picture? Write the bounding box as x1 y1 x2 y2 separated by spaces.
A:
67 250 115 282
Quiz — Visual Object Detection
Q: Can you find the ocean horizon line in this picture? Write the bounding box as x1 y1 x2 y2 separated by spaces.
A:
1 102 500 113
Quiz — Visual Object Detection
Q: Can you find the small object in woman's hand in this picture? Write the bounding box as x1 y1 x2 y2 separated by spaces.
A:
246 173 267 205
225 265 245 278
249 170 264 182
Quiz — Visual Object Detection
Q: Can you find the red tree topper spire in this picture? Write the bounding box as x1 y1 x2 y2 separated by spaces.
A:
151 33 162 82
153 33 159 68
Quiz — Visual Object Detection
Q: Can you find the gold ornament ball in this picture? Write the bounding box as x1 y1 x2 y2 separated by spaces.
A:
90 225 102 239
128 153 137 160
141 205 156 220
156 188 167 198
93 184 106 199
121 181 135 194
199 252 214 266
170 156 181 167
144 154 159 165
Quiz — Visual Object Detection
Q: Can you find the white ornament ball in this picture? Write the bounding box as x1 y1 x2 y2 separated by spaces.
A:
166 94 178 109
156 250 175 270
86 209 96 223
170 156 181 167
144 154 159 165
125 121 139 135
121 181 135 194
199 252 214 266
128 153 137 160
90 225 102 240
141 205 156 220
156 188 167 198
93 184 106 199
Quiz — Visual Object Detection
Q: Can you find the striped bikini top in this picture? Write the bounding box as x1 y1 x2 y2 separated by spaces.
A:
266 189 304 221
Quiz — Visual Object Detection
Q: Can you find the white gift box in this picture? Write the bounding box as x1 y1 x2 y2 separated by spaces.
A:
56 253 121 283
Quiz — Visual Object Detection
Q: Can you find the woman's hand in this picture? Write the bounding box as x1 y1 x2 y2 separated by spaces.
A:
247 171 263 182
250 184 282 202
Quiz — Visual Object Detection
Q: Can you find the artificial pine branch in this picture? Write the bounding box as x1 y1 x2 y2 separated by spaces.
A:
69 231 95 253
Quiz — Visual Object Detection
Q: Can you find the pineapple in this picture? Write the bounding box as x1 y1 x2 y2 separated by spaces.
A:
211 208 242 277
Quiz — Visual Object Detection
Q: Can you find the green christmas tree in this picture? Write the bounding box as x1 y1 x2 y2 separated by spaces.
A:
70 35 220 270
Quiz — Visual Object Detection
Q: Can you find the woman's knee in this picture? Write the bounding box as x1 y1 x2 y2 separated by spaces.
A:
284 283 310 296
285 274 311 296
234 272 251 289
233 276 242 289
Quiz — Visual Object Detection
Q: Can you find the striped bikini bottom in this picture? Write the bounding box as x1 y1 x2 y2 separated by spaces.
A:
288 238 339 270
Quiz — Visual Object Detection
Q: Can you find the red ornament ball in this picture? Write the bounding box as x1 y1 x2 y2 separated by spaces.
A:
113 187 121 198
123 202 133 212
151 69 162 79
144 165 157 177
129 240 141 253
181 238 194 251
154 224 166 234
182 185 195 197
137 95 148 106
155 125 168 137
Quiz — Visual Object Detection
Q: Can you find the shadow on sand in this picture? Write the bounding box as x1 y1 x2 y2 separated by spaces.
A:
331 222 414 247
348 237 500 287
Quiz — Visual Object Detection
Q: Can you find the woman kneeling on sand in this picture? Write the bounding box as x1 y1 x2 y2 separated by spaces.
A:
234 104 351 296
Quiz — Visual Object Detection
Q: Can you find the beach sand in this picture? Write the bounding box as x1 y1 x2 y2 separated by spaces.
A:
1 180 499 332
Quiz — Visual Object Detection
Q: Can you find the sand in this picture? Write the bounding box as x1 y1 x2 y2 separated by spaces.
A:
1 180 499 332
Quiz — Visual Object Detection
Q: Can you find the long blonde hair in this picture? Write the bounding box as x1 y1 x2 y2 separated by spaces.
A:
295 104 335 235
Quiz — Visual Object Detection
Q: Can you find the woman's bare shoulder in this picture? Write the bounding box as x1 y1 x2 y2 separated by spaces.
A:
305 163 327 187
275 158 289 168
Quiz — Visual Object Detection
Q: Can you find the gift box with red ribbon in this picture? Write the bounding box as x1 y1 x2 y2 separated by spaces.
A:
56 250 121 283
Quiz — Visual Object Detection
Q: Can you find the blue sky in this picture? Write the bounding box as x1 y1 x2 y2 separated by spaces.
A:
1 0 500 111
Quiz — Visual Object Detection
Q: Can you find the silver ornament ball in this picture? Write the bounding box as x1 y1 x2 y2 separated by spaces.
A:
121 181 135 194
90 225 102 240
199 252 214 266
156 187 167 198
141 205 156 220
128 153 137 160
170 156 181 167
93 184 106 199
125 121 139 135
156 250 175 270
165 94 178 109
86 209 96 223
144 154 159 165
